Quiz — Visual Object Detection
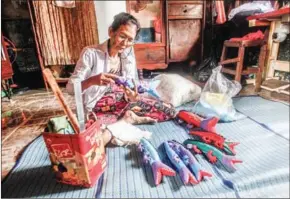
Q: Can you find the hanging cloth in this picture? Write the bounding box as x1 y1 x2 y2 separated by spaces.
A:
31 0 98 65
215 0 227 24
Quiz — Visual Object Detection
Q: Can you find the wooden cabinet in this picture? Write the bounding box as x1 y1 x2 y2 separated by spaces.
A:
126 0 205 71
126 0 167 70
167 0 204 63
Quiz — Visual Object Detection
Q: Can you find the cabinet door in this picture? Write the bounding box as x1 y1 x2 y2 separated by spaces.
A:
169 20 201 62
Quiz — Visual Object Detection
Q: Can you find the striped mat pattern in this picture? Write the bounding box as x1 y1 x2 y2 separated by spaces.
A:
2 96 289 198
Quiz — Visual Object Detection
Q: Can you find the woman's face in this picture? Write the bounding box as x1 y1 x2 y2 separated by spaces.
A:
109 23 137 54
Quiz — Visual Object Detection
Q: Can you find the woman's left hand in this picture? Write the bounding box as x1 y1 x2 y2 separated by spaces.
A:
121 79 140 102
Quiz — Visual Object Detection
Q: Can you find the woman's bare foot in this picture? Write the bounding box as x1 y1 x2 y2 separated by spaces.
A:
121 110 157 124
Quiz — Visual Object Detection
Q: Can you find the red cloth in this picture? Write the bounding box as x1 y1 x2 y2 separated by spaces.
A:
153 19 162 33
230 30 264 41
215 0 226 24
92 84 176 125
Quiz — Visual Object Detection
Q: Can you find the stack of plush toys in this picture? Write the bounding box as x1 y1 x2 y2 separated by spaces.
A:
177 110 242 170
138 110 243 186
115 77 161 99
85 77 243 186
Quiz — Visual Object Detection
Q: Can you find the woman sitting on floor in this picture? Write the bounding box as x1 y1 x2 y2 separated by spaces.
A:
66 12 176 145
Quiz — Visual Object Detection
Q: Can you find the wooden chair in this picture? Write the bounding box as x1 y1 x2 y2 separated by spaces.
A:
1 34 14 99
219 31 268 91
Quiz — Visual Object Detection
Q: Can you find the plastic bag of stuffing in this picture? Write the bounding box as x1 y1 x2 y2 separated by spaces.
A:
193 66 246 122
151 74 201 107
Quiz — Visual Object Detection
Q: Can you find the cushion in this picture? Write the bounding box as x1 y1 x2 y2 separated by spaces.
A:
152 74 201 107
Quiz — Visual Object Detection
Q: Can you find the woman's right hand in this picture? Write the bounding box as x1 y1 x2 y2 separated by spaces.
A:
82 73 118 91
91 73 118 86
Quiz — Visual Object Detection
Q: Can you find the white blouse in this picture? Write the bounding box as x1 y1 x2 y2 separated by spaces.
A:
66 40 139 111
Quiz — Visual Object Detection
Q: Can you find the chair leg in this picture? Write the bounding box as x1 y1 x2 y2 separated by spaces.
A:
255 44 267 92
220 44 227 75
220 45 227 62
255 71 262 92
235 46 245 82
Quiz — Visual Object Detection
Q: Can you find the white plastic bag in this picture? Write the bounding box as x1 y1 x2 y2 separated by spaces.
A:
193 66 246 122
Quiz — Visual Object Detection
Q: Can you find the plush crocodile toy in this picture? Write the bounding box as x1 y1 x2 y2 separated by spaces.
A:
184 139 242 171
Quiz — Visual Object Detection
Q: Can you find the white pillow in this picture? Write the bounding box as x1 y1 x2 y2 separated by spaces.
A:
152 74 201 107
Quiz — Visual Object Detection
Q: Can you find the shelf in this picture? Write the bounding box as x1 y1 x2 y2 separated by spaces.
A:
134 43 165 47
137 63 167 70
247 7 290 21
168 16 203 20
222 66 260 76
270 60 290 73
168 58 187 63
168 1 203 5
55 78 69 83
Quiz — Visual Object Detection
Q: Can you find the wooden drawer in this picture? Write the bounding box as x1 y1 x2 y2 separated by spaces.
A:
168 1 203 4
168 3 203 18
134 46 166 65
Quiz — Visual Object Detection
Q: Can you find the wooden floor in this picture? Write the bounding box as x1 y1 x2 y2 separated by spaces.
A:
1 70 289 180
1 89 76 179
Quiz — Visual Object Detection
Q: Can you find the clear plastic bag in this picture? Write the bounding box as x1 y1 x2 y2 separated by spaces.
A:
193 66 246 122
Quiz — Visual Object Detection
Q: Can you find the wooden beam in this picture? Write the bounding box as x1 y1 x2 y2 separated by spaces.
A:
270 60 290 73
168 1 203 5
249 19 271 27
221 68 236 75
221 67 260 76
137 63 167 70
265 21 277 79
168 15 202 20
56 78 69 83
247 7 290 20
241 67 259 75
220 58 240 65
282 14 290 23
42 68 80 134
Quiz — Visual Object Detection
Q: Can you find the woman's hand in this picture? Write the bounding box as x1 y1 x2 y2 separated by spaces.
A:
82 73 118 91
93 73 118 85
121 79 140 102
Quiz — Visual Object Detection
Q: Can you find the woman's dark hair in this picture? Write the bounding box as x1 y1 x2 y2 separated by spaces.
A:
110 12 141 38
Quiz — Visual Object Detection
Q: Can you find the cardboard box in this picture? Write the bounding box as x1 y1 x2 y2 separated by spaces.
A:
42 68 106 187
42 121 106 187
